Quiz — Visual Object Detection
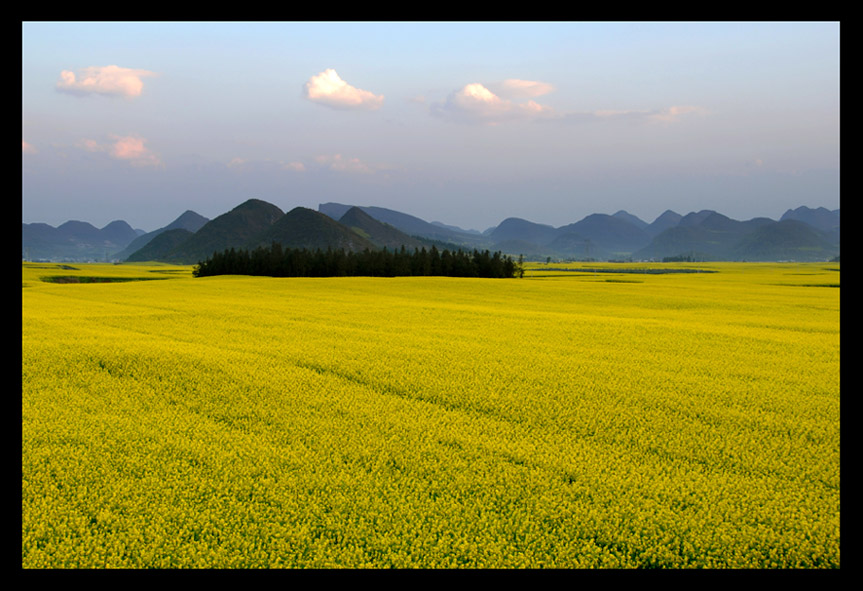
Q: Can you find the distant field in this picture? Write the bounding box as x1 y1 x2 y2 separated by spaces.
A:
22 261 840 568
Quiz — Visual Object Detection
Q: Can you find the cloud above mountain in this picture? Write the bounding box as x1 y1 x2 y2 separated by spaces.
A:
315 153 382 174
491 79 556 99
56 65 158 98
110 135 161 166
562 105 709 124
647 105 710 123
428 76 708 128
77 134 162 167
431 82 555 124
303 69 384 110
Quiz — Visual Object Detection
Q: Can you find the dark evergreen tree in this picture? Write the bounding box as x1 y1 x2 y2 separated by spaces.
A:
194 243 521 279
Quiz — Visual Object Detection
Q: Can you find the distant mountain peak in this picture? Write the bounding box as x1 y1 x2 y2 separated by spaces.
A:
152 198 284 263
339 207 425 250
253 205 377 253
611 210 648 230
165 210 209 232
101 219 133 230
780 205 840 233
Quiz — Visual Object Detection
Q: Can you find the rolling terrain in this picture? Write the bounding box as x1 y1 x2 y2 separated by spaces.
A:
113 210 209 262
23 199 840 264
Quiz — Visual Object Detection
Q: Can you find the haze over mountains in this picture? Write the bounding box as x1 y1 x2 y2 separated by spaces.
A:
23 200 840 264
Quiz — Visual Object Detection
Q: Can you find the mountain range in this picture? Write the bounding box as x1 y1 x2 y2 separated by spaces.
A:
22 201 840 264
115 210 209 261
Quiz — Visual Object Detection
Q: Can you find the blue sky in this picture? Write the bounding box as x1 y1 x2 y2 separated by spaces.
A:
22 21 840 232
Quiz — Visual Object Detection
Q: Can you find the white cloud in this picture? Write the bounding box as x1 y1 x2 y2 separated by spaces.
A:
109 135 161 167
427 76 705 126
647 105 709 123
492 79 555 98
78 138 105 152
56 65 157 98
281 161 306 172
551 105 709 125
431 82 554 124
315 154 380 174
226 158 307 172
593 109 640 118
77 135 162 167
303 69 384 110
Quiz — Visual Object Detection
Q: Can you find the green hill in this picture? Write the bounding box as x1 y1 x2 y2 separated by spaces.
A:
251 206 377 253
319 202 488 248
125 229 195 262
554 214 651 258
23 219 140 262
117 210 208 261
732 219 839 261
160 199 284 263
338 207 426 251
635 212 839 262
118 199 841 265
489 217 558 246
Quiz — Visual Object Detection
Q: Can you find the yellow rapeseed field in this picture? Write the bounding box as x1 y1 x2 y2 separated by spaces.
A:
22 261 840 568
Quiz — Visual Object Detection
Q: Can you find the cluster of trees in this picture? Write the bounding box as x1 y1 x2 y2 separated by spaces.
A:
193 243 524 278
662 254 707 262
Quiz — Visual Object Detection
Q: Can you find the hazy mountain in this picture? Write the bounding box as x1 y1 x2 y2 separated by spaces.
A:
115 210 209 261
158 198 284 263
694 211 773 233
27 200 841 263
634 211 837 261
545 231 592 259
489 218 558 246
635 211 739 261
338 207 426 251
482 212 652 260
319 202 488 247
55 220 104 243
554 213 652 257
677 210 718 228
492 238 559 259
646 210 683 237
780 206 840 244
100 220 140 245
431 221 483 235
163 210 209 233
731 219 839 261
23 219 139 261
125 229 195 262
318 202 354 220
612 210 648 231
634 210 774 260
252 206 377 253
634 225 718 261
22 222 60 247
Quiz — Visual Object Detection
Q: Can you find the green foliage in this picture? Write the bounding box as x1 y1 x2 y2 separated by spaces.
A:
193 243 520 279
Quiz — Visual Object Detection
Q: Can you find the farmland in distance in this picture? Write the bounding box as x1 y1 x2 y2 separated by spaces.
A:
22 261 840 568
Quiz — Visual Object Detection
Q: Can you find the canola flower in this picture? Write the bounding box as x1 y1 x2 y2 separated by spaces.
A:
22 261 840 568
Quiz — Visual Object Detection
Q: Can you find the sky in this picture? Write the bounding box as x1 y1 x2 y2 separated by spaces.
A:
22 21 840 233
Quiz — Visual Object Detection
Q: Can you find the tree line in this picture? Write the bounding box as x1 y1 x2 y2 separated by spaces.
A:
193 243 524 278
